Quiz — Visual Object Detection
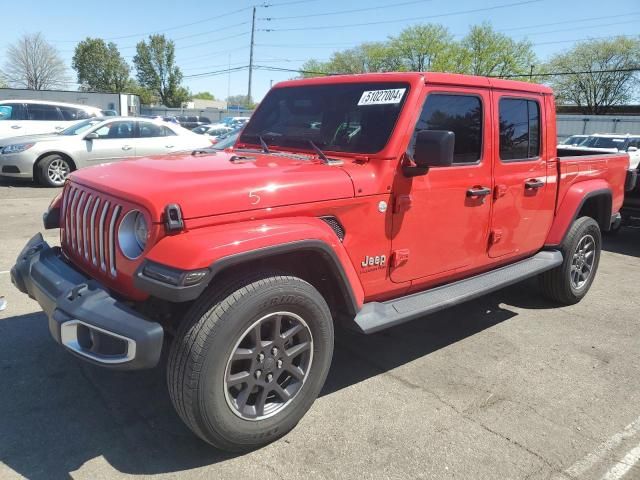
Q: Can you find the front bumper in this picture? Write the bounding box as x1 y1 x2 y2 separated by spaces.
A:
11 234 164 370
0 151 35 179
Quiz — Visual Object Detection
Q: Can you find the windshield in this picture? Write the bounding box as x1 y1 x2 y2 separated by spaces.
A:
240 82 410 154
580 136 628 150
562 135 587 145
59 118 103 136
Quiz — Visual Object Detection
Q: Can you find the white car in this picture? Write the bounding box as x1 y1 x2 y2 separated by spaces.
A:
192 124 233 140
0 117 212 187
563 134 640 169
0 100 102 139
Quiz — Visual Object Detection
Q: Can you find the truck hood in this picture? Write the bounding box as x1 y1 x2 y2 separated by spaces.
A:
70 150 356 221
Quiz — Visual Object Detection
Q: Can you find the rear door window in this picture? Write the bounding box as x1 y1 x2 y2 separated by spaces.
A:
27 103 64 121
94 121 136 139
59 106 91 121
499 98 541 161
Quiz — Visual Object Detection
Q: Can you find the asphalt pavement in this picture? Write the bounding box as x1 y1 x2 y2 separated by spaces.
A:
1 177 640 480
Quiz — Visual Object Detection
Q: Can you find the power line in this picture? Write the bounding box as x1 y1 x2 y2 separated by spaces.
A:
261 0 541 31
499 12 640 32
52 6 253 43
494 67 640 78
183 65 250 79
261 0 432 21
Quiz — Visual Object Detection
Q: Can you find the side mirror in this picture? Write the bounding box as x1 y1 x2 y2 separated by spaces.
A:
84 132 99 140
628 146 638 153
404 130 455 177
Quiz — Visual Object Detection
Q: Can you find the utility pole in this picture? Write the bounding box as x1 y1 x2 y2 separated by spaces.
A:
247 6 256 107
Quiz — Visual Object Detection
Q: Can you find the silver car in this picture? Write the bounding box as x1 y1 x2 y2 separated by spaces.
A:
0 117 212 187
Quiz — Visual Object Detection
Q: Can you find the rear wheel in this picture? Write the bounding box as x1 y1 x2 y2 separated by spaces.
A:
167 272 334 451
540 216 601 305
38 154 72 187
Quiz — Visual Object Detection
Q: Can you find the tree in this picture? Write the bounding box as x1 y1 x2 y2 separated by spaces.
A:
192 91 216 100
72 38 130 92
456 23 537 78
389 24 456 72
126 80 158 105
3 33 67 90
545 37 640 114
226 95 255 108
133 35 189 107
301 42 401 76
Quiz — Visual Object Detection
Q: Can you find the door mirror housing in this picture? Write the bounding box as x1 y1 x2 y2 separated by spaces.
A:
404 130 455 177
627 146 638 153
84 132 99 140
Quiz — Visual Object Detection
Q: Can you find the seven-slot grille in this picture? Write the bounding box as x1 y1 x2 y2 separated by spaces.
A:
61 184 123 277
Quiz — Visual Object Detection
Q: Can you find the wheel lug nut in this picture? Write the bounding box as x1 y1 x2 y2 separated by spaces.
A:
277 359 283 369
266 373 273 382
255 370 262 379
271 347 278 356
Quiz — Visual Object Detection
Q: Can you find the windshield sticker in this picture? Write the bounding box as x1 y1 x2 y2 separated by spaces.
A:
358 88 406 106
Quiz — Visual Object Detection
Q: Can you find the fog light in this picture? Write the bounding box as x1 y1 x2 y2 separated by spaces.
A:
184 270 208 286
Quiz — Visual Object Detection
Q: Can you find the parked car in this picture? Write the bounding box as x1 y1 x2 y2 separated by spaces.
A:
176 115 211 129
559 134 588 146
211 129 240 149
0 100 102 140
12 72 630 452
560 134 640 169
0 117 211 187
192 125 233 140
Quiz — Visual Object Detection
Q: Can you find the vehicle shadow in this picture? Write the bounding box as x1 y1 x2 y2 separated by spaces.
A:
0 284 554 478
0 177 38 188
602 227 640 257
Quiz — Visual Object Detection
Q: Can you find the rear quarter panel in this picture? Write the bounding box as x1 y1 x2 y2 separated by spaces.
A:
545 153 629 246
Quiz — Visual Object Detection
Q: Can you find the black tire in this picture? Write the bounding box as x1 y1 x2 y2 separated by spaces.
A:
539 216 601 305
167 272 334 451
38 154 72 187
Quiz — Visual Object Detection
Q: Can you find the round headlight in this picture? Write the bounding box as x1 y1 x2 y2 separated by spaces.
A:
118 210 148 260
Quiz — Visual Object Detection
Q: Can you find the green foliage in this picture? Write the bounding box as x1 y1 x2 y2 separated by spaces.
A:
192 91 216 100
226 94 255 108
72 38 130 92
125 80 158 105
301 22 537 80
544 36 640 114
457 23 537 78
133 35 189 107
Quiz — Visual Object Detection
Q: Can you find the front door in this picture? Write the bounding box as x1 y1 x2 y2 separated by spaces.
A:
83 120 137 164
488 93 555 258
390 88 492 284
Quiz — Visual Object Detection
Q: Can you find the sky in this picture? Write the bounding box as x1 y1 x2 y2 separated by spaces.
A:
0 0 639 103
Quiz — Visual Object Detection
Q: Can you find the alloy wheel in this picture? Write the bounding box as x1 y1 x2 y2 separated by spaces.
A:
224 311 313 421
570 234 596 289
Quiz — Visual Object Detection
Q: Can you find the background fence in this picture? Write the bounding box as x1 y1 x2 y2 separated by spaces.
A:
557 114 640 140
140 106 254 122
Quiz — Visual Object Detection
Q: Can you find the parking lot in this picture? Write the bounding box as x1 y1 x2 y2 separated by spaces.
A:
1 178 640 480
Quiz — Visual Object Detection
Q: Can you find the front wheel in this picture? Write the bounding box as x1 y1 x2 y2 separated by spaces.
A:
38 154 72 187
539 216 601 305
167 273 334 451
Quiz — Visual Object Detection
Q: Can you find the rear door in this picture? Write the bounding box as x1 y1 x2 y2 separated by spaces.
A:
25 103 68 134
489 93 555 258
82 120 137 165
390 87 493 284
136 121 184 156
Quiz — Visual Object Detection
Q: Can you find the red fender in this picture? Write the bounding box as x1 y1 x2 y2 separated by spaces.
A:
145 216 365 309
545 179 612 246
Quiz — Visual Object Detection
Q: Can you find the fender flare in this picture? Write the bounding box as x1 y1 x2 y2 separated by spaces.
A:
545 180 612 247
135 217 364 312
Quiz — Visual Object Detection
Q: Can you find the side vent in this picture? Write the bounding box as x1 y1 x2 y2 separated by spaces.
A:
320 216 345 242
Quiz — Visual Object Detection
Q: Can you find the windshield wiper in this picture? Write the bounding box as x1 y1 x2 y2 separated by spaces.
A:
258 135 270 154
308 140 329 164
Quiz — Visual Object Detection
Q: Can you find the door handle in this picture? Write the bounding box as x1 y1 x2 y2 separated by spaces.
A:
466 186 491 197
122 145 133 151
525 179 545 189
165 145 174 148
54 126 64 131
11 125 21 129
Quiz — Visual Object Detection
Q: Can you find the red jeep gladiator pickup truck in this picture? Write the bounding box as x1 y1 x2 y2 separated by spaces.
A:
11 72 630 451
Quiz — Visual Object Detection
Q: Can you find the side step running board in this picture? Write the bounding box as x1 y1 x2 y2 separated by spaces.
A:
353 250 563 334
